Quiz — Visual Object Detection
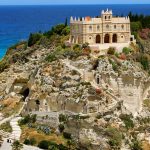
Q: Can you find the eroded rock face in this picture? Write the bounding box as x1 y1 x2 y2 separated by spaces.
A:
1 51 149 117
96 58 150 116
1 45 150 149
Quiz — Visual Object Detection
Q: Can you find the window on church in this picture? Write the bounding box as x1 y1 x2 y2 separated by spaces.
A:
108 16 111 19
97 25 100 31
114 25 117 29
121 24 124 30
89 25 92 31
105 16 107 20
106 24 109 29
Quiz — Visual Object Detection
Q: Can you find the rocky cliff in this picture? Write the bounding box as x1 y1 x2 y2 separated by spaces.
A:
0 30 150 149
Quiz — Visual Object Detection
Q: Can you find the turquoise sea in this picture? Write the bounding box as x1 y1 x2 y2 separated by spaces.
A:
0 4 150 59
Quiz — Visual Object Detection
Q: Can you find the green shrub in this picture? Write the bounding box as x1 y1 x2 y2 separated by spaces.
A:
30 114 37 123
0 57 9 73
107 47 116 55
45 53 57 62
28 33 43 47
131 22 142 32
130 138 142 150
48 141 59 150
105 127 122 148
24 139 30 145
30 138 36 145
122 47 132 55
58 124 65 133
19 114 37 125
52 24 66 35
109 59 118 71
63 132 72 139
19 115 30 125
38 140 49 149
140 55 149 70
143 99 150 111
0 121 12 133
44 24 70 38
58 144 68 150
120 114 134 129
61 26 70 36
38 140 61 150
82 42 90 49
12 140 23 150
115 52 119 58
59 114 68 123
73 44 81 51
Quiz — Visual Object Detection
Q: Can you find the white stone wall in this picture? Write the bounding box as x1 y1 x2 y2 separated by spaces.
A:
70 9 132 44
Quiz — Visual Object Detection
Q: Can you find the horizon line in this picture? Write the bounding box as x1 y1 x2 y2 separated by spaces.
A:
0 4 150 6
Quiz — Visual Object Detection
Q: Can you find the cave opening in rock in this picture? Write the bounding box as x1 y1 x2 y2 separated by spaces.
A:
35 100 40 105
21 88 30 101
97 77 100 84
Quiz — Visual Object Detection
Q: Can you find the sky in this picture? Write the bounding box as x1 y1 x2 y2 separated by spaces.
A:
0 0 149 5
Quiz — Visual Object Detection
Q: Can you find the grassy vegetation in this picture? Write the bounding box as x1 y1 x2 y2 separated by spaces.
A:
130 138 143 150
0 22 70 73
122 47 132 55
120 114 134 129
0 98 23 118
0 56 9 72
19 114 75 149
0 121 12 133
19 114 36 126
20 125 67 147
105 126 122 149
12 140 23 150
143 99 150 111
45 44 83 62
109 59 118 72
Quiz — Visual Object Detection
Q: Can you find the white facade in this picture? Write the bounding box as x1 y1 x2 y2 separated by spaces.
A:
70 9 134 45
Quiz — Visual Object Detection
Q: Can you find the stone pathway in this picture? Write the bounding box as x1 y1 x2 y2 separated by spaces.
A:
0 101 28 149
1 138 43 150
9 117 22 141
1 138 12 150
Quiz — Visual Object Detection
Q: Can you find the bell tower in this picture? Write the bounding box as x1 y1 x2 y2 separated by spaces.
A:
101 9 112 21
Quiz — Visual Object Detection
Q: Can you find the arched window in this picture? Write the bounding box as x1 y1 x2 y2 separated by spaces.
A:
114 25 117 29
89 25 92 31
105 16 107 20
106 24 109 29
121 24 124 30
113 34 117 43
96 35 101 43
108 16 111 19
97 25 100 31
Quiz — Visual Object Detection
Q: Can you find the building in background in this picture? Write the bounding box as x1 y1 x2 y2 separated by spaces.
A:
69 9 135 45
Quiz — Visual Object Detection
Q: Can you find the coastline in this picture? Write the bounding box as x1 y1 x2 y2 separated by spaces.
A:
0 4 150 59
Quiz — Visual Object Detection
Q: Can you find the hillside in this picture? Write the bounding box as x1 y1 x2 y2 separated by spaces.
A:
0 24 150 150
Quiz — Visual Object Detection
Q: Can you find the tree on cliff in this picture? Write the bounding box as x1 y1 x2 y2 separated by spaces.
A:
28 33 42 47
12 140 23 150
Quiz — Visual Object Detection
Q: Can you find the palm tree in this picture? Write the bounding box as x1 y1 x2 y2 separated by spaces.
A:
12 140 23 150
